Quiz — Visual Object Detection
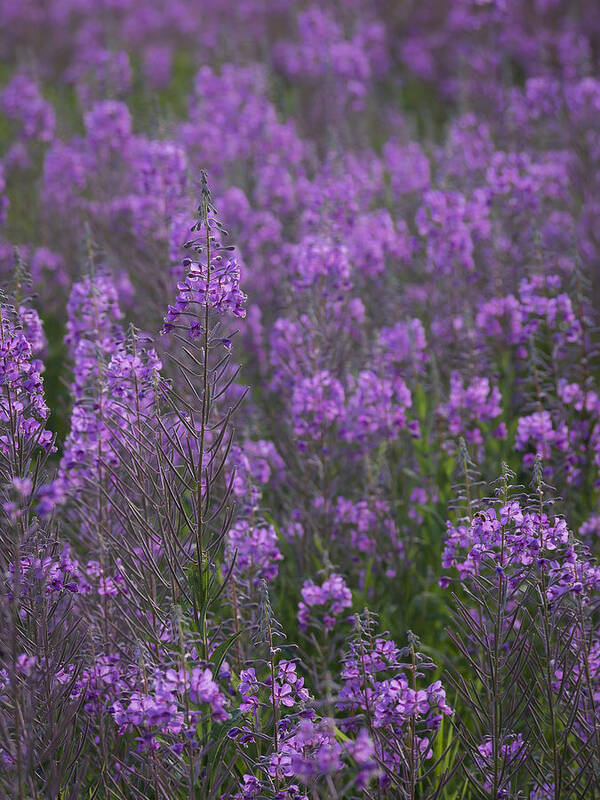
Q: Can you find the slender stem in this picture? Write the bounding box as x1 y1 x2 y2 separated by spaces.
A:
409 640 417 800
356 617 381 800
176 607 196 798
535 481 560 800
267 617 280 794
229 574 243 673
491 474 510 799
2 315 25 800
575 587 600 789
195 186 212 661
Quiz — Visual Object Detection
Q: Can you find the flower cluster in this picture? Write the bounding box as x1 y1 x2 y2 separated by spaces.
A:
1 73 55 143
438 372 505 447
442 501 600 603
298 572 352 631
111 665 228 752
0 307 53 457
163 256 247 336
337 633 452 787
227 520 283 585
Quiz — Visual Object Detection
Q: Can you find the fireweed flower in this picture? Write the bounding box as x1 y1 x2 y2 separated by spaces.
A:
440 502 589 593
163 255 246 336
38 274 123 514
298 572 352 631
383 139 431 196
226 519 283 584
39 276 161 520
474 733 527 793
291 370 345 445
229 439 285 502
289 236 352 297
377 318 428 374
441 465 600 798
0 73 55 142
64 272 124 399
0 306 54 457
109 664 228 748
330 496 404 573
415 188 490 275
438 371 505 448
337 629 452 788
339 370 412 448
516 410 569 466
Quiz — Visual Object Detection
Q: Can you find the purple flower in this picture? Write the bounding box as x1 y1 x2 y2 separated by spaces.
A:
298 573 352 631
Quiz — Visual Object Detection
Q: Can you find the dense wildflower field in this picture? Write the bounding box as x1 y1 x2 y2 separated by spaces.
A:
3 1 600 798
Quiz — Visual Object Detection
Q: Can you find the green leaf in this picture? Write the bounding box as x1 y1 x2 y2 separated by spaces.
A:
188 559 211 610
207 709 245 782
212 631 243 677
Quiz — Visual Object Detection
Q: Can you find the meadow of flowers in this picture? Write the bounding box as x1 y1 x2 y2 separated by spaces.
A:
2 1 600 798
